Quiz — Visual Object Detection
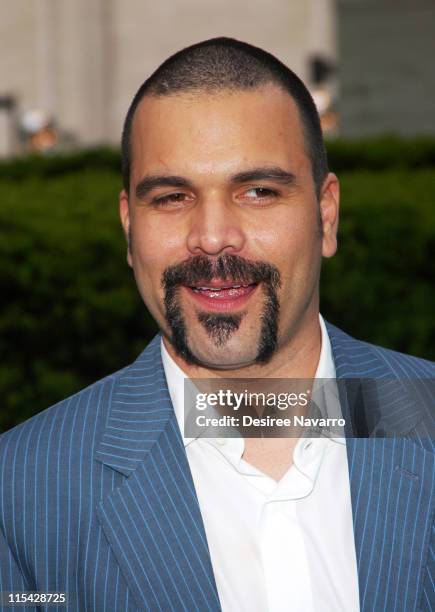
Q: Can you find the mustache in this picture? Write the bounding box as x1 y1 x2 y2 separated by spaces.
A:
161 254 281 290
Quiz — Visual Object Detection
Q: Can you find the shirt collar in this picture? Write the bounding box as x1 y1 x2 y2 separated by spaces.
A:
161 314 338 446
316 313 336 379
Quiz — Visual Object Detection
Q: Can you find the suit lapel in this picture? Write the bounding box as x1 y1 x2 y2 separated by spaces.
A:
95 336 221 612
327 323 434 611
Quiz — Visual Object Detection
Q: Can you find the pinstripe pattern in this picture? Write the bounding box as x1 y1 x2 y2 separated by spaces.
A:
328 323 435 611
0 323 433 611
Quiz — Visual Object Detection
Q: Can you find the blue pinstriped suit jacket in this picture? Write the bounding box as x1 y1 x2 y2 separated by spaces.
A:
0 322 434 612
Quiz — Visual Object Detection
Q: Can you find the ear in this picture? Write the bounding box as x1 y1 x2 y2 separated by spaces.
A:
119 189 133 267
319 172 339 258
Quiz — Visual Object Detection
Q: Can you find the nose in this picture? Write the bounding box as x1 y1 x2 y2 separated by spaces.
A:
186 195 246 256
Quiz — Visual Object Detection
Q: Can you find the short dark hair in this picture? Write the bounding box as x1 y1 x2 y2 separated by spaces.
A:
121 37 328 197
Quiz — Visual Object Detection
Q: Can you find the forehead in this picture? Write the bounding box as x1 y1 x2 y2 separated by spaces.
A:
130 84 309 180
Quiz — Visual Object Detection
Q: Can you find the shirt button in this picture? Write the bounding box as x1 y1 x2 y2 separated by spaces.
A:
216 438 226 446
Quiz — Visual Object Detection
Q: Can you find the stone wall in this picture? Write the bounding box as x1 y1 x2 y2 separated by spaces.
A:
338 0 435 136
0 0 336 151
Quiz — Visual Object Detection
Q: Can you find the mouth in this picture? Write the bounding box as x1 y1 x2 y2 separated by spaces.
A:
183 281 259 311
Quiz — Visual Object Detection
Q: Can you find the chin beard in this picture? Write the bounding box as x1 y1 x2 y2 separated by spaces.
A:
162 253 281 367
197 312 243 348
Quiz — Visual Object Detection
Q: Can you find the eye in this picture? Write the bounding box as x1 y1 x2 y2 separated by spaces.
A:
240 187 279 203
152 192 192 207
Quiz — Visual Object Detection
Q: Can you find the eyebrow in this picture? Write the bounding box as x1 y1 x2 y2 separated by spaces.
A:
134 165 297 199
230 166 297 186
135 175 192 199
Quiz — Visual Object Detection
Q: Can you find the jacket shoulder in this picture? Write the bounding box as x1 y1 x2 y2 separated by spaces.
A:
366 343 435 376
0 366 127 469
326 322 435 378
0 335 162 470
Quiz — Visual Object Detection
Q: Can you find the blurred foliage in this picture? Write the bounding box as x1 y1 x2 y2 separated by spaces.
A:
0 169 158 433
0 136 434 180
321 169 434 359
0 139 434 433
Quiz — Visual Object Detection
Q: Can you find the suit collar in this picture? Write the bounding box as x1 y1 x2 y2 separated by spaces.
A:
95 335 174 476
95 322 426 477
326 322 425 436
95 335 221 610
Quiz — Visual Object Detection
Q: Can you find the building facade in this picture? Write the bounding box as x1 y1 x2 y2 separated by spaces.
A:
0 0 337 155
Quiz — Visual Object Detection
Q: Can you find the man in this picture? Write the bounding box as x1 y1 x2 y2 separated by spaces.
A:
0 38 433 612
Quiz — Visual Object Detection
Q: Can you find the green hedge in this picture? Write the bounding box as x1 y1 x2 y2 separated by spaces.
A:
321 169 434 358
1 136 435 180
1 141 434 432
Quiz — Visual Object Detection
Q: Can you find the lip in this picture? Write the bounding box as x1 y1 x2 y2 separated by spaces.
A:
183 282 259 312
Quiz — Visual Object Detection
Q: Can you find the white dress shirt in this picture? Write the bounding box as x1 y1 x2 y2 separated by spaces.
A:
161 316 360 611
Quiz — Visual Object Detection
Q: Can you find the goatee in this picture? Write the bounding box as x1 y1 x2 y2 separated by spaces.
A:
162 253 281 366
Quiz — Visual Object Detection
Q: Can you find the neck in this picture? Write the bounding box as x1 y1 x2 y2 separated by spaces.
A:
162 310 322 380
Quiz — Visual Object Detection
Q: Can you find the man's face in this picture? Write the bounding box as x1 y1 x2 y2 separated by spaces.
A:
120 84 338 370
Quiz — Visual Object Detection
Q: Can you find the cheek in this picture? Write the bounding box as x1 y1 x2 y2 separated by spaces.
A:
250 208 318 262
132 218 183 268
255 216 322 297
130 219 188 314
